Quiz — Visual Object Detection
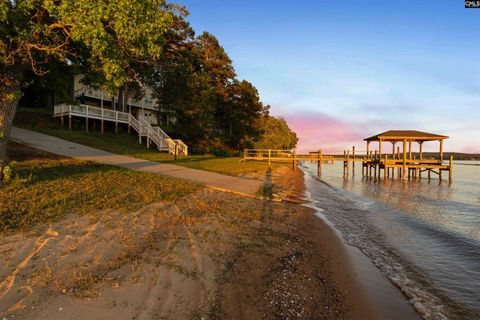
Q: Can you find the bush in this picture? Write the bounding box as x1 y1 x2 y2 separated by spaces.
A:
2 163 16 184
208 147 233 157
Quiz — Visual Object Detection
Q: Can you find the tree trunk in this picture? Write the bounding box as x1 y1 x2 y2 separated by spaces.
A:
0 65 23 186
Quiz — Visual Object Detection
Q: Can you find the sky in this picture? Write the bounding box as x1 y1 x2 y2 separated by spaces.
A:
180 0 480 153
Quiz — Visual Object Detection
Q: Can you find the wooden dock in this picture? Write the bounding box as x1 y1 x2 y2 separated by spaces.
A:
242 129 454 182
242 149 335 171
361 130 453 181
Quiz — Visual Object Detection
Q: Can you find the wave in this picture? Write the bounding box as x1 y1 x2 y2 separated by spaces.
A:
301 167 480 320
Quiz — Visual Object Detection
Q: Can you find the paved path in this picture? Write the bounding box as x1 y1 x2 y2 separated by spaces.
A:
11 127 264 196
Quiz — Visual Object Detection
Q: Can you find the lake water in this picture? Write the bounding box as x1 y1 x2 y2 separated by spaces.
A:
301 160 480 320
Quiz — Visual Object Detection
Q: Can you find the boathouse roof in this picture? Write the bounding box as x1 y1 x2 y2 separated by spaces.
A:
364 130 449 142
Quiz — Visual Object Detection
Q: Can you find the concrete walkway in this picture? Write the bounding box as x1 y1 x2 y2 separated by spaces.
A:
11 127 265 196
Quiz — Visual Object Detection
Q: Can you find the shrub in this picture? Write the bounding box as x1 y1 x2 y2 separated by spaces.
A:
2 163 16 184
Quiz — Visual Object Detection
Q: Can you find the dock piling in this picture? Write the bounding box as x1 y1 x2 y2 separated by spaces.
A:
449 155 453 181
384 154 388 180
352 146 355 174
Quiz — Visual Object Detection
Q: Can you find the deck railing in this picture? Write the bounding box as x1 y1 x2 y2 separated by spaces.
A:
74 86 158 111
53 104 187 155
172 139 188 156
54 103 130 124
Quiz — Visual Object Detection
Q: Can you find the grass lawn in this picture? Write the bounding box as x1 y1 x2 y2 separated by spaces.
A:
0 143 200 233
13 107 280 177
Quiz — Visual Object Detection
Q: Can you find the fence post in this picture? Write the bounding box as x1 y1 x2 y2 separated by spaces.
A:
85 105 89 132
292 149 296 171
318 149 322 176
175 144 178 161
243 149 246 163
268 149 271 167
100 108 104 134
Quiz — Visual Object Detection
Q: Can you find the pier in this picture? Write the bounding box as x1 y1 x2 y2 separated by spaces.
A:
362 130 453 181
242 130 453 181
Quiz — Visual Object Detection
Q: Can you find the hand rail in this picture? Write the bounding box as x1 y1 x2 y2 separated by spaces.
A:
53 103 187 155
172 139 188 155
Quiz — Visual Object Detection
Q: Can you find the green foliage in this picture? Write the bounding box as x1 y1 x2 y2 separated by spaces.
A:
206 146 233 157
145 22 276 152
20 60 74 108
2 1 299 156
1 0 180 88
2 163 15 183
254 116 298 150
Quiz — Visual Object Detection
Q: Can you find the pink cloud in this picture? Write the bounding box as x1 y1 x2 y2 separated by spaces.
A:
280 112 367 153
275 110 480 154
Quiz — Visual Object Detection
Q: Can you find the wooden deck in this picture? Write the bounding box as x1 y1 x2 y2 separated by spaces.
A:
242 148 453 181
53 104 188 155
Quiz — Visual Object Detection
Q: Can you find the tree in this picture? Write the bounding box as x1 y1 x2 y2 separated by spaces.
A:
20 60 74 109
0 0 179 184
226 80 266 149
192 32 236 140
254 115 298 150
145 26 273 152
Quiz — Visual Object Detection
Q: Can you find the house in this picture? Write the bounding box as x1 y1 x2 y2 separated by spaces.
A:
73 75 175 126
52 75 187 155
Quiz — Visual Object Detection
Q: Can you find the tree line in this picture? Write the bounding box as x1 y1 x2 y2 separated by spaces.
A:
0 0 297 182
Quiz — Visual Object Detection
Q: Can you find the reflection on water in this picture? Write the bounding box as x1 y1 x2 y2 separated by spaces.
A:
302 161 480 319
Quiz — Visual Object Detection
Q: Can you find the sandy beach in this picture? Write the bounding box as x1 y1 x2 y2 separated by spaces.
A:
0 145 392 319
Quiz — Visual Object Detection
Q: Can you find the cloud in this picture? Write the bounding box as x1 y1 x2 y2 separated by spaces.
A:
276 110 480 154
279 111 368 153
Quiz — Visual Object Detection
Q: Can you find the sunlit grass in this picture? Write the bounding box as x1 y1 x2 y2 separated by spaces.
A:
0 144 200 233
14 107 281 177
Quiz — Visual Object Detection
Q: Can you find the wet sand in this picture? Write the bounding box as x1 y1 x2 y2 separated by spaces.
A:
0 146 418 319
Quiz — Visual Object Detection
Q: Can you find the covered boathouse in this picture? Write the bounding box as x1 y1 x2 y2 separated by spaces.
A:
362 130 453 181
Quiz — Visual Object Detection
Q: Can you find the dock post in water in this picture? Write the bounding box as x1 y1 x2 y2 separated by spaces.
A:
352 146 355 173
449 155 453 182
347 150 350 176
384 154 388 180
402 139 407 180
439 140 444 180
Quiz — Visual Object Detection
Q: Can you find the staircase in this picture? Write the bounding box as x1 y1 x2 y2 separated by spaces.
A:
53 103 188 155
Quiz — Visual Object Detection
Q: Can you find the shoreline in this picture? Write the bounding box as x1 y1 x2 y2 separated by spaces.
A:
1 145 419 319
300 160 480 320
0 167 378 319
281 167 420 320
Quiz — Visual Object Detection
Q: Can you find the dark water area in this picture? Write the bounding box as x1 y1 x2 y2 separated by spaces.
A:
301 161 480 320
